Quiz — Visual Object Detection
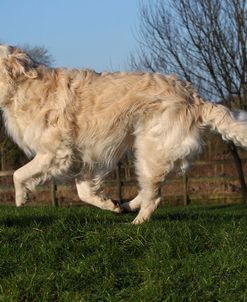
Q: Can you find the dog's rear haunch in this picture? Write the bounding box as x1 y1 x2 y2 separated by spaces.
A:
1 44 247 224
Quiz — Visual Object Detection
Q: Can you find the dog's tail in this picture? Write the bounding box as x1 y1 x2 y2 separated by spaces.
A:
200 101 247 148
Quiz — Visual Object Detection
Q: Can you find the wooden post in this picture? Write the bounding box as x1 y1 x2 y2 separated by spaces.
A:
116 162 122 202
51 179 58 207
183 173 189 205
0 145 5 171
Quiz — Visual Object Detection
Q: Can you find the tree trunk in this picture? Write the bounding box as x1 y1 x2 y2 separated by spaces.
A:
228 142 247 203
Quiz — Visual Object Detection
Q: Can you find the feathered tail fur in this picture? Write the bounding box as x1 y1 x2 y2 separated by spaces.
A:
201 101 247 148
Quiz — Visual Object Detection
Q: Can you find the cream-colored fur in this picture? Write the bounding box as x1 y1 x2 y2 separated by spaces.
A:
1 45 247 224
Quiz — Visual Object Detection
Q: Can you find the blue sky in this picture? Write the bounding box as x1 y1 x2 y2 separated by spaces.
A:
0 0 145 71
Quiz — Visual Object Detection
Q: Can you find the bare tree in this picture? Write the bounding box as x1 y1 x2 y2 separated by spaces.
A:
131 0 247 201
0 45 53 170
22 44 54 66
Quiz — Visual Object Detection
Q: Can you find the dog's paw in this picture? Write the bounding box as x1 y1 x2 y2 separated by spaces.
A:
111 200 123 213
102 199 123 213
132 214 149 225
15 193 28 207
121 202 139 213
15 200 26 207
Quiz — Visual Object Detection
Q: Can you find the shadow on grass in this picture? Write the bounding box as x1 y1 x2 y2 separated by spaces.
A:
0 208 135 228
153 211 247 224
2 204 246 228
203 204 247 210
0 215 56 228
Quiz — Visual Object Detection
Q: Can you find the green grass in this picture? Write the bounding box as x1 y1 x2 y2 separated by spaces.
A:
1 204 247 301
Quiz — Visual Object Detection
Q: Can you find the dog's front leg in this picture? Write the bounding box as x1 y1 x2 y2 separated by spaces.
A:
75 177 122 213
13 153 53 207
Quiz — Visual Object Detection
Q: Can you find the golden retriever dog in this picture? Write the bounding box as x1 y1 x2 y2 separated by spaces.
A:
1 44 247 224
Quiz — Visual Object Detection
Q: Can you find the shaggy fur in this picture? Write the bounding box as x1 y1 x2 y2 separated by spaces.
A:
1 44 247 224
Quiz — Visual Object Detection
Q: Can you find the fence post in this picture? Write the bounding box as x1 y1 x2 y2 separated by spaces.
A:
0 146 5 171
183 173 189 205
51 179 58 207
116 162 122 202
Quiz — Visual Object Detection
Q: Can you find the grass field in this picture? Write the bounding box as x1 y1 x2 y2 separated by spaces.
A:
1 204 247 302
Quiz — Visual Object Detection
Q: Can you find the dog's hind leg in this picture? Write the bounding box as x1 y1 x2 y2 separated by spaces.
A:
132 161 173 225
75 173 122 213
130 134 175 224
13 153 54 207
